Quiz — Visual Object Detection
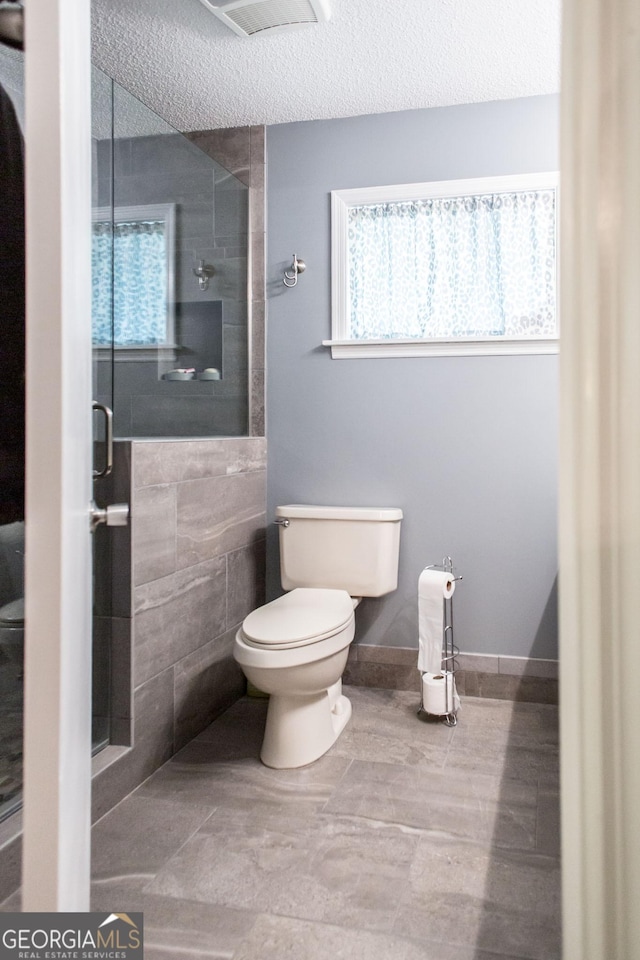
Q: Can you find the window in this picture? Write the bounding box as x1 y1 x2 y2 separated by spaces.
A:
92 203 176 358
327 173 558 358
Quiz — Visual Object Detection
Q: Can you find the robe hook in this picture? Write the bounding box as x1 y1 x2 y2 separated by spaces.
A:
283 254 306 288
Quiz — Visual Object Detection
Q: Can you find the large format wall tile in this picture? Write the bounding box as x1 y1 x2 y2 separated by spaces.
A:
226 539 266 628
133 438 266 488
173 625 246 751
176 470 266 569
134 557 227 688
130 396 247 439
185 128 251 187
250 367 265 438
109 617 133 746
92 667 175 822
133 483 177 586
185 125 265 440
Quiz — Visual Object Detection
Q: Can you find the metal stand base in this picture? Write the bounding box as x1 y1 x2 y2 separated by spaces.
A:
416 706 458 727
418 557 462 727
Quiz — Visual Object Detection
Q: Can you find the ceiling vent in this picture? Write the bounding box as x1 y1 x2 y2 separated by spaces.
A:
199 0 331 37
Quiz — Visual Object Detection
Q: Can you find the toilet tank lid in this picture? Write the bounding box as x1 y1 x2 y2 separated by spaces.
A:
276 505 403 522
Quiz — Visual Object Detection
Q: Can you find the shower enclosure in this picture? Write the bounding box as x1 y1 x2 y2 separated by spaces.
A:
92 68 249 439
0 51 250 821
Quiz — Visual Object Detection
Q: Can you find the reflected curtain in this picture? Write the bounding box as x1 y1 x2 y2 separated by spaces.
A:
92 219 167 346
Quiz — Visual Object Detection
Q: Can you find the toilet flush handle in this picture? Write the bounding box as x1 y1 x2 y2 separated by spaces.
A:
274 517 290 528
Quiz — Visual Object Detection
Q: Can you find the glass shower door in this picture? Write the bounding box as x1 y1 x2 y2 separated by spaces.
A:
91 65 115 752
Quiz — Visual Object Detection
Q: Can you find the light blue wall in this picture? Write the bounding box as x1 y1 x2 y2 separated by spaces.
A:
266 96 559 659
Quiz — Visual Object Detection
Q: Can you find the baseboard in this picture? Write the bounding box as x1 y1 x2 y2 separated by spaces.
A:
344 644 558 705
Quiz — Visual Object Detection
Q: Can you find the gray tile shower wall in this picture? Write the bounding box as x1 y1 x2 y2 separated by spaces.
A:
96 120 265 438
92 437 266 821
185 125 266 436
94 126 255 439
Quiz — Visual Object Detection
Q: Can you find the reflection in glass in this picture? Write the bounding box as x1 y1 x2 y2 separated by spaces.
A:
91 73 250 438
92 204 175 347
0 48 25 821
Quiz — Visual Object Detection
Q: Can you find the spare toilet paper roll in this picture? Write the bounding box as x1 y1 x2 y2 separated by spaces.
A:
422 670 461 716
417 568 455 673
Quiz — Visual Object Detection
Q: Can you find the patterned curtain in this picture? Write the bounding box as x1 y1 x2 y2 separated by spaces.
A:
347 190 556 340
92 219 168 346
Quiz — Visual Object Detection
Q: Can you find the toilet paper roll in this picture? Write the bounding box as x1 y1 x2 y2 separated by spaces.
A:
418 568 455 673
422 670 460 716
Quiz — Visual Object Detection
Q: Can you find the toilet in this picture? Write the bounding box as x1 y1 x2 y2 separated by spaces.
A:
234 504 402 769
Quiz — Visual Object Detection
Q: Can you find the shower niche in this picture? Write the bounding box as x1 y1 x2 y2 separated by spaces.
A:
171 300 224 380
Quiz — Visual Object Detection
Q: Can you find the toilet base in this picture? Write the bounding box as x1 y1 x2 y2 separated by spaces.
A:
260 685 352 769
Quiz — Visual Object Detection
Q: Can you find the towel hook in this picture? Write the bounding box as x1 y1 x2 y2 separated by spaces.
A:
193 258 215 291
283 254 306 288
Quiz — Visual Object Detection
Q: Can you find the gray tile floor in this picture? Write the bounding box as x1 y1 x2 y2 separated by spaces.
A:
5 686 562 959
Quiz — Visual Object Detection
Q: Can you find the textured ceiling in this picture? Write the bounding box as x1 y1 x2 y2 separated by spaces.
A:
92 0 561 132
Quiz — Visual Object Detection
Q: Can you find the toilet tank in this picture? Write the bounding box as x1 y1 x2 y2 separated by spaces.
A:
276 504 403 597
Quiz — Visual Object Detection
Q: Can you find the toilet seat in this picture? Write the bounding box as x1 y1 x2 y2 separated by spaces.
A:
242 587 354 650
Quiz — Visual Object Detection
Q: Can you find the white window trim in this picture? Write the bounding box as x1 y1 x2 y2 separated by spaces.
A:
92 202 177 360
326 172 560 359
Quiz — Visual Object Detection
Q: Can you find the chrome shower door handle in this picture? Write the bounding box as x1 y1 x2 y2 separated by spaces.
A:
92 401 113 479
90 501 129 532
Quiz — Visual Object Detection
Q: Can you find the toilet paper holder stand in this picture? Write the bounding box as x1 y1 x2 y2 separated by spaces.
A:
418 556 463 727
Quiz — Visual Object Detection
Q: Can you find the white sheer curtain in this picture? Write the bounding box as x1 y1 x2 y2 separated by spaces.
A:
347 189 556 340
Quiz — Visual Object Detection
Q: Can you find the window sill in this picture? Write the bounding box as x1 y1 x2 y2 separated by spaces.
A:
321 337 559 359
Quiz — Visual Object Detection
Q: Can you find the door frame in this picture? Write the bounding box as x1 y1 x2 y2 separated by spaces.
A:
559 0 640 954
21 0 93 910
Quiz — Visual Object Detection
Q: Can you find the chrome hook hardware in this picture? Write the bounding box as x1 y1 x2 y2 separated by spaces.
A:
283 254 306 288
193 259 215 291
274 517 290 527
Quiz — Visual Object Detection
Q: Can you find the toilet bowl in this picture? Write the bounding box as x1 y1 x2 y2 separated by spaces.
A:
234 588 355 768
233 504 403 769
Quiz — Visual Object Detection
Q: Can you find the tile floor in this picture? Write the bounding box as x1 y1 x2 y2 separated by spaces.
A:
3 686 561 959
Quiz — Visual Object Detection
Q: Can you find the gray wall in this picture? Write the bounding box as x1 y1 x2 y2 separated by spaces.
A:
266 95 559 660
